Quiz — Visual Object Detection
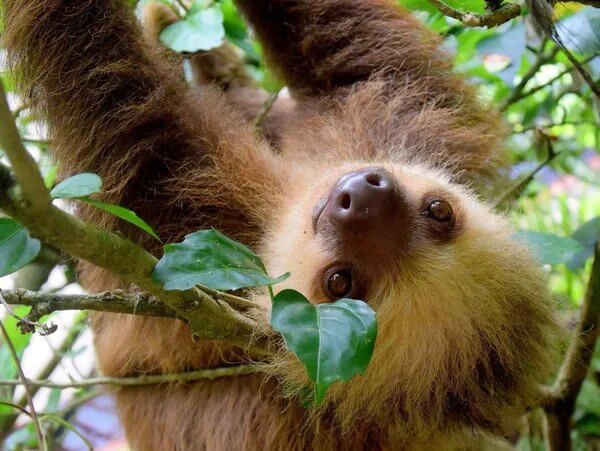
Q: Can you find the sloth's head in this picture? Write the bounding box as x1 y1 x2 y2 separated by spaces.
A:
261 161 559 440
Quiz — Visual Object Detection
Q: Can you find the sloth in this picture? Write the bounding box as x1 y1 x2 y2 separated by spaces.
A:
4 0 560 449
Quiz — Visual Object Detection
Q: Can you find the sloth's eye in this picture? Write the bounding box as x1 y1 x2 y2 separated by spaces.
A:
427 199 453 222
325 268 353 299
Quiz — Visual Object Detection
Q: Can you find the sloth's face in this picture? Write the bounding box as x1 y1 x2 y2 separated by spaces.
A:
264 161 534 307
261 161 558 434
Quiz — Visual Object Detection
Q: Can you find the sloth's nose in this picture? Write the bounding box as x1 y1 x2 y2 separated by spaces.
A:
330 168 404 228
318 168 413 260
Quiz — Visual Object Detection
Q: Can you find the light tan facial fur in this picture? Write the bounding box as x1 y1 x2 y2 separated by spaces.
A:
261 160 559 443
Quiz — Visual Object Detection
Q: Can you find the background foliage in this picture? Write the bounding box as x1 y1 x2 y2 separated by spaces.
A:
0 0 599 449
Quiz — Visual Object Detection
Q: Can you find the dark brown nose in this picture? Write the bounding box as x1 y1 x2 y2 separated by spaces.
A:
330 169 400 229
316 168 413 260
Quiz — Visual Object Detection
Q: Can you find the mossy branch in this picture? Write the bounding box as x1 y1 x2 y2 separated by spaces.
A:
0 80 263 346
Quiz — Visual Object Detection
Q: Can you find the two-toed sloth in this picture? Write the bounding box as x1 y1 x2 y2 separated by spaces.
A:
4 0 560 449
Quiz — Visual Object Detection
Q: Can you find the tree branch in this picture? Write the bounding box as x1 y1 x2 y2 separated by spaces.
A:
494 139 558 206
0 363 267 389
0 82 49 212
428 0 600 27
501 46 560 111
543 241 600 450
425 0 521 27
254 90 281 129
1 289 180 327
0 80 267 346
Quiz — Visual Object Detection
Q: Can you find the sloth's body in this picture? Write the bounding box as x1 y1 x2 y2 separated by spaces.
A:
5 0 559 449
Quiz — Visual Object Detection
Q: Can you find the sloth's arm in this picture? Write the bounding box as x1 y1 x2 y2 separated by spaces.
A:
3 0 281 247
234 0 452 97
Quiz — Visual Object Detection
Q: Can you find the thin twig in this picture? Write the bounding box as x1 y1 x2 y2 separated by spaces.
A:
174 0 189 13
503 54 600 109
542 241 600 450
0 363 267 389
426 0 521 27
514 120 597 134
0 291 57 335
501 46 560 111
494 139 558 206
0 401 30 416
21 137 51 146
254 90 281 130
0 314 87 441
39 414 93 451
0 320 47 450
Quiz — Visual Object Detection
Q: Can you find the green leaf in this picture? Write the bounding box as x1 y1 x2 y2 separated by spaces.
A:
50 173 102 199
82 198 160 240
567 215 600 270
514 231 584 266
153 229 289 291
0 219 41 277
271 289 377 404
160 5 225 53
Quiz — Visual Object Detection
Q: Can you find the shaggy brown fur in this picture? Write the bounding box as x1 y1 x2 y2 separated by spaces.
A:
4 0 559 449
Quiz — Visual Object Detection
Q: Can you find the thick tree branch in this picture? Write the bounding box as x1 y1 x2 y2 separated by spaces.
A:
0 78 265 347
0 363 267 389
543 242 600 451
0 82 49 212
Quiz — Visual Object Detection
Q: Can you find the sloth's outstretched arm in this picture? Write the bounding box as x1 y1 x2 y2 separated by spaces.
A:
234 0 454 97
3 0 282 248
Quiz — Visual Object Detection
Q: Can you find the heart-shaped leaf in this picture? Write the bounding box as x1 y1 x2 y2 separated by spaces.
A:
271 289 377 404
514 231 584 266
567 216 600 271
50 173 102 199
153 229 289 291
160 5 225 53
0 218 41 276
82 198 159 241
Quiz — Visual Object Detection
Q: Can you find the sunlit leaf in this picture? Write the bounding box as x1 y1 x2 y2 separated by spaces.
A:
50 173 102 199
153 229 289 291
271 289 377 404
160 4 225 53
